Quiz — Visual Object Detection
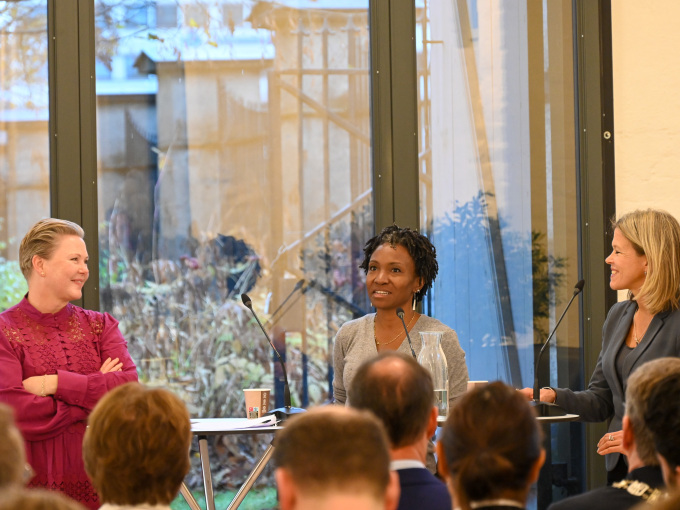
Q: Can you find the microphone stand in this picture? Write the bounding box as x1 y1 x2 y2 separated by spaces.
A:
263 279 305 328
241 294 305 422
532 279 585 417
396 307 417 359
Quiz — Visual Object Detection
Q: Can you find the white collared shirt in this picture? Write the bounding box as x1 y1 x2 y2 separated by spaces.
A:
390 459 426 471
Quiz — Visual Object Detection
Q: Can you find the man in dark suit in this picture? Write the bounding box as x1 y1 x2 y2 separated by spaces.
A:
643 361 680 490
350 352 452 510
548 357 680 509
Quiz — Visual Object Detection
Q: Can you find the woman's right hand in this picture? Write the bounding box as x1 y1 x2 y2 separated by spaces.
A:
518 387 556 403
100 357 123 373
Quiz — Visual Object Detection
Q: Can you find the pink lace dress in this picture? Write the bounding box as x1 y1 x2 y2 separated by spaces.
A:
0 298 138 509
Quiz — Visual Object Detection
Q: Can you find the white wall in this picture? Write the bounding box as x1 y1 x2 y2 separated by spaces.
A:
612 2 680 221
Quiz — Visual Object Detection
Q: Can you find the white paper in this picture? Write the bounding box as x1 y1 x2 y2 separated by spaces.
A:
190 415 278 432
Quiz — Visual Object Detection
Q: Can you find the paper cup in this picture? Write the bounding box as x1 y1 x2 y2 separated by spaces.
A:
243 388 271 419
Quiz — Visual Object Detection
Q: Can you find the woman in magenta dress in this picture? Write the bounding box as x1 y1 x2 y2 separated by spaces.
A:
0 218 138 509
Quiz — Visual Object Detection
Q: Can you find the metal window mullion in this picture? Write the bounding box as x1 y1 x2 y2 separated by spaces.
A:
48 0 99 310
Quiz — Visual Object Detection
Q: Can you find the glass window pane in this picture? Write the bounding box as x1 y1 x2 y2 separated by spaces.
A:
95 1 371 504
0 0 49 308
417 0 581 504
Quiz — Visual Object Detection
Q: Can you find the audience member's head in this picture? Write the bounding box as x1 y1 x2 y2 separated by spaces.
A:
349 351 436 451
82 382 192 506
625 357 680 468
0 487 86 510
273 406 399 510
438 381 544 510
0 403 28 489
643 369 680 488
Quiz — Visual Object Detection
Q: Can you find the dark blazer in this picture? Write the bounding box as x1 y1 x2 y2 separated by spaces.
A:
547 465 664 510
396 467 451 510
554 300 680 470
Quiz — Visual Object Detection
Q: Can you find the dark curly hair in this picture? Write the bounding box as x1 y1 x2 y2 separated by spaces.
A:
359 225 438 303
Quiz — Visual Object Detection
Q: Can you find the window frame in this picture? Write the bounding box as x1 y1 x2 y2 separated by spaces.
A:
47 0 615 491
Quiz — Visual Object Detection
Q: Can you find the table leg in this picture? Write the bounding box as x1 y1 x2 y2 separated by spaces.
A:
226 442 275 510
180 482 203 510
198 435 216 510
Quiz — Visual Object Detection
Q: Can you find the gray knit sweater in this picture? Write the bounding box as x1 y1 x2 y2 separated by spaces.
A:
332 313 469 408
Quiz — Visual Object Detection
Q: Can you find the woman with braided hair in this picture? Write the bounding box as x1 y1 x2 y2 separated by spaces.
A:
332 225 468 410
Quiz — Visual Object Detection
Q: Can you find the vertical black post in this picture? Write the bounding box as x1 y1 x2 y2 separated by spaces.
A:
574 0 616 491
369 0 419 231
48 0 99 310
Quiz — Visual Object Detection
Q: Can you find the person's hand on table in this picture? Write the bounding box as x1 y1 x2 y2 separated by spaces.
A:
100 357 122 373
518 387 556 403
597 430 624 455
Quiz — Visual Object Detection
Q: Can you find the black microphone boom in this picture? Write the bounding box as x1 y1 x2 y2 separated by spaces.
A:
396 307 417 359
532 279 585 417
264 279 306 328
241 293 305 421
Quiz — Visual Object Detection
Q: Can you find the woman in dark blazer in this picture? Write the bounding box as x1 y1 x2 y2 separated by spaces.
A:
438 382 545 510
522 209 680 483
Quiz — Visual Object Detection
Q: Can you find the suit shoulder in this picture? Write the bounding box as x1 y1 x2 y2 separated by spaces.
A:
548 486 639 510
607 300 634 317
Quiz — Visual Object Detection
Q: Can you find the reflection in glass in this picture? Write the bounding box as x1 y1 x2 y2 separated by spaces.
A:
0 1 49 308
416 0 581 503
95 1 371 502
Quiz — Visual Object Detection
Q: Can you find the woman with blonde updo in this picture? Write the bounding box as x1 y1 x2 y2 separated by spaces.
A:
0 218 138 509
438 381 545 510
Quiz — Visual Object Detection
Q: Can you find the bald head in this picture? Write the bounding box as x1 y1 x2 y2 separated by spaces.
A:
350 352 434 448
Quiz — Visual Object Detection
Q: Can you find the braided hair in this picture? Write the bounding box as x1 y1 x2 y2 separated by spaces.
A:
359 225 438 304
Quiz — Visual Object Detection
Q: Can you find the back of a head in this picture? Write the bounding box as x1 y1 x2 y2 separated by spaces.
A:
83 382 192 506
644 370 680 471
440 381 543 509
273 406 391 501
0 487 86 510
0 403 27 489
350 351 434 448
626 357 680 466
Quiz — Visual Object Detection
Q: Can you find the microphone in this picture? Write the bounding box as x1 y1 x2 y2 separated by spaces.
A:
532 279 585 417
396 307 417 359
241 293 305 421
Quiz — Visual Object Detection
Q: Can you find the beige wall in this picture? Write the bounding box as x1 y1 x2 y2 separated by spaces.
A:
612 2 680 221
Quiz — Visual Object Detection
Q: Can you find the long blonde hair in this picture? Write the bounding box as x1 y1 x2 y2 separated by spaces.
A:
613 209 680 314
